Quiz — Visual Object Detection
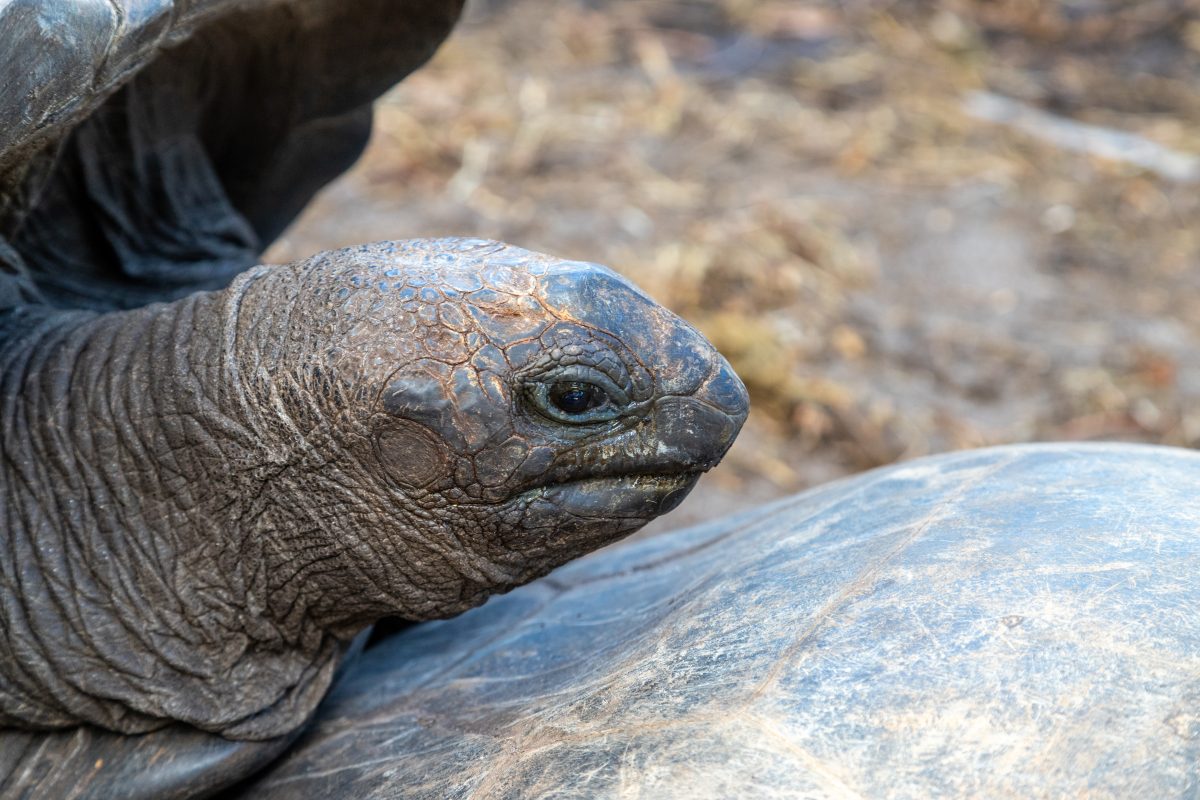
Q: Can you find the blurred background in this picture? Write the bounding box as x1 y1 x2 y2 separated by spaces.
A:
266 0 1200 531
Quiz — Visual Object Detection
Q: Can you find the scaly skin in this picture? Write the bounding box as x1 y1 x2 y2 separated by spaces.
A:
0 238 748 740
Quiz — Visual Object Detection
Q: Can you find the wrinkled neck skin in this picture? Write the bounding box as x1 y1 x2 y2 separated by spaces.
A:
0 279 361 739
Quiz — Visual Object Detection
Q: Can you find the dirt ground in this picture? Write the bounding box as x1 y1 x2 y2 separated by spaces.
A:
266 0 1200 534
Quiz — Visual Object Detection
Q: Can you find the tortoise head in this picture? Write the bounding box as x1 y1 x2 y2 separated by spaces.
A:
235 238 748 624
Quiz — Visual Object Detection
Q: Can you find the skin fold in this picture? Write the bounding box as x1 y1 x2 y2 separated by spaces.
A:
0 238 749 740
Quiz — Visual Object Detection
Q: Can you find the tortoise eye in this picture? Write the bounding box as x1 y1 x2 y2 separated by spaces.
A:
523 368 627 425
549 381 608 415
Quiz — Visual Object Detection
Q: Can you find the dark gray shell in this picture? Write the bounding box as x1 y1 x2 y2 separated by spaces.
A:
234 443 1200 798
0 0 463 312
0 0 460 196
1 0 250 188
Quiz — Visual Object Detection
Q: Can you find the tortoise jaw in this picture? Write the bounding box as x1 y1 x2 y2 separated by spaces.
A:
532 472 702 520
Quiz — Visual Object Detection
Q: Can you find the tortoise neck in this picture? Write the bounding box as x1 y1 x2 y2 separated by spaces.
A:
0 290 346 738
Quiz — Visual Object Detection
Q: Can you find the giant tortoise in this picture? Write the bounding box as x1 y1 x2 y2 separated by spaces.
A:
1 1 1196 799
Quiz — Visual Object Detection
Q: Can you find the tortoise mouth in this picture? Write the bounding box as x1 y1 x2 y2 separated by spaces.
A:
525 471 702 520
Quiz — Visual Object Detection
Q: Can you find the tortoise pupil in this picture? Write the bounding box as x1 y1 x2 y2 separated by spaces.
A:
550 382 605 414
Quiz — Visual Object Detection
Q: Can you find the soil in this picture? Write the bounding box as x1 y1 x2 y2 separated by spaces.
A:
265 0 1200 536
